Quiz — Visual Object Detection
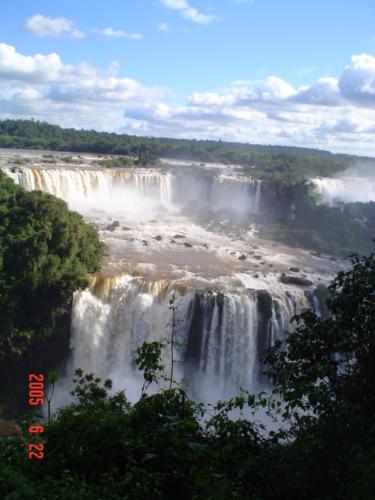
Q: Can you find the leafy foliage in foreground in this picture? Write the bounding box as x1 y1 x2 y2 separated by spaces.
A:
1 253 375 498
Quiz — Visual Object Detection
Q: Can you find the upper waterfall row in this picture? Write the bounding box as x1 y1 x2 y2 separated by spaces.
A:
1 164 262 217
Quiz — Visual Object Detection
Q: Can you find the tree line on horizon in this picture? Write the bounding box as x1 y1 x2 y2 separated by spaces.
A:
0 118 364 181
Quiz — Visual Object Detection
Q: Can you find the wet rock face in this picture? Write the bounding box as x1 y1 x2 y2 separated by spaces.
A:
280 273 313 286
257 290 273 323
259 181 309 224
105 220 120 231
255 289 274 382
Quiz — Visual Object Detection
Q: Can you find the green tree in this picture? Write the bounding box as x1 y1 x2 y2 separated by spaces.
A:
264 252 375 498
0 171 104 359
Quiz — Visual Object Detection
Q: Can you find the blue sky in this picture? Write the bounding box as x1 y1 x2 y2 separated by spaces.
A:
1 0 375 154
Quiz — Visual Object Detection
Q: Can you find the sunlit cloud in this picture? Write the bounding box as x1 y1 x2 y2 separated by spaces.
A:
160 0 216 24
94 28 143 40
158 22 170 32
24 14 85 38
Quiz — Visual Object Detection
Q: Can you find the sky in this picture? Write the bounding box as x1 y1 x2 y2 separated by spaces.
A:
1 0 375 155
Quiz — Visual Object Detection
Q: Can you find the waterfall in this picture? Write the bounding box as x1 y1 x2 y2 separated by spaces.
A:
1 166 174 211
171 170 262 215
311 176 375 205
66 275 293 402
185 291 261 400
2 165 262 216
210 175 262 215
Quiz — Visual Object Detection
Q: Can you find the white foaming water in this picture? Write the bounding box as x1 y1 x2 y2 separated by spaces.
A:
1 165 262 217
63 275 294 404
312 176 375 205
210 175 262 215
1 166 174 217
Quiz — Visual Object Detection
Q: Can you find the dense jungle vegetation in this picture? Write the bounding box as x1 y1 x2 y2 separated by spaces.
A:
0 252 375 499
258 183 375 256
0 118 370 181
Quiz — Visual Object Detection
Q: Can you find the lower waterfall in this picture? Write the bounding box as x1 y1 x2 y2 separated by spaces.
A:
63 274 304 404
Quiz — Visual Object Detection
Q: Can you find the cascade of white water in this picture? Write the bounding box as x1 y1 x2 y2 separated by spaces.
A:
2 165 261 215
210 176 261 215
69 276 195 400
268 300 283 347
253 180 262 213
185 291 262 400
170 172 262 215
312 295 321 317
312 176 375 205
1 166 174 210
65 275 300 403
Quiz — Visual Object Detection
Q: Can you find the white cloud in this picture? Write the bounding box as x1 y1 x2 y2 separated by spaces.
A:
24 14 85 38
158 22 170 31
339 53 375 106
188 92 237 106
95 28 143 40
1 44 375 156
188 77 296 109
160 0 216 24
0 43 63 81
238 77 296 103
0 43 167 131
293 77 341 106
